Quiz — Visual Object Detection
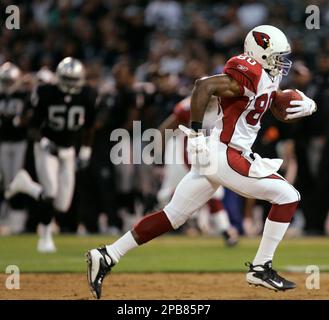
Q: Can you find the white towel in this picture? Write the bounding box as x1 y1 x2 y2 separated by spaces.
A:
248 153 283 178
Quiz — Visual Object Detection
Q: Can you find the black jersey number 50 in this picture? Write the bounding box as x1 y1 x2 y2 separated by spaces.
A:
48 105 85 131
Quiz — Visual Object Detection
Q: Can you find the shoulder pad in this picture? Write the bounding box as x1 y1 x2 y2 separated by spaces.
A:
224 55 262 94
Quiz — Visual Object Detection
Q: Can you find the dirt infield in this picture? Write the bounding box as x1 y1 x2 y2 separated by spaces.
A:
0 273 328 300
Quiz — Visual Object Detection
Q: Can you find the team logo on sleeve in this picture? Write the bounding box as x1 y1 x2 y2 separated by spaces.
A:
237 64 248 71
252 31 270 49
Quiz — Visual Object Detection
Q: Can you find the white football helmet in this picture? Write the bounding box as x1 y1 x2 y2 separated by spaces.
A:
244 25 292 76
0 62 21 94
56 57 85 94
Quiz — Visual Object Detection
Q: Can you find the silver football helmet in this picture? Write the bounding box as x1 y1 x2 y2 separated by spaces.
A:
0 62 21 94
56 57 85 94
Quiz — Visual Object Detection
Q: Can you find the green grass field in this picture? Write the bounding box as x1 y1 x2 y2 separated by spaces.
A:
0 235 328 273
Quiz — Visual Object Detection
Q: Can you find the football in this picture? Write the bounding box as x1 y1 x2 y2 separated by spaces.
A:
271 89 303 123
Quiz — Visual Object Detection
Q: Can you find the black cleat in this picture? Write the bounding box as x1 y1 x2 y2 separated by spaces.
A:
86 246 115 299
246 260 296 291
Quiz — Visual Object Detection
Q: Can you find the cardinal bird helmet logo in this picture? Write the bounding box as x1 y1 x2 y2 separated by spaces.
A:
252 31 270 49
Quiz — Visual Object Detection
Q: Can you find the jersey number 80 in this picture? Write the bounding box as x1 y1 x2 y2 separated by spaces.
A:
246 92 276 126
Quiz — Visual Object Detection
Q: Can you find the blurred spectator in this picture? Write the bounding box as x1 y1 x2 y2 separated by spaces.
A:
151 71 184 127
159 40 185 75
145 0 182 31
237 0 268 30
31 0 53 27
214 6 243 53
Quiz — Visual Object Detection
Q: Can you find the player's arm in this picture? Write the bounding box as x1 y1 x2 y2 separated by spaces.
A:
28 86 46 142
159 114 179 136
81 127 94 147
78 126 95 169
190 74 241 129
158 113 179 148
19 107 33 128
27 86 59 154
159 96 191 153
15 94 34 128
78 89 100 167
81 89 97 147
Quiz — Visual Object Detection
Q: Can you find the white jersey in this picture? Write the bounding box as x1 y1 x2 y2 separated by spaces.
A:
215 54 281 152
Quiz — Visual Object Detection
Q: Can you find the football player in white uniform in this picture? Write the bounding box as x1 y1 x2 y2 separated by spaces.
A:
0 62 30 234
158 96 238 245
6 57 98 252
86 25 317 298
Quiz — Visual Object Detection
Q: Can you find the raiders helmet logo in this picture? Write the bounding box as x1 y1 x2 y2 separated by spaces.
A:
252 31 270 49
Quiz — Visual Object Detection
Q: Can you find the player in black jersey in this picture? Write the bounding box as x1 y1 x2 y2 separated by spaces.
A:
0 62 30 234
6 57 98 252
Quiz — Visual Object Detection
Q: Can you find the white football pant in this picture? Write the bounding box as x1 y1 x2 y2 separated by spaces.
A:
34 143 75 212
164 129 300 229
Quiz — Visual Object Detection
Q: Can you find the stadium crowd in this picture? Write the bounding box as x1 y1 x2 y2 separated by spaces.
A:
1 0 329 236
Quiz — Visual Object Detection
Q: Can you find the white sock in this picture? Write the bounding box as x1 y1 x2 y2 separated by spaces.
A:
30 181 42 200
253 218 289 265
39 223 53 241
212 209 231 233
8 209 27 234
106 231 138 264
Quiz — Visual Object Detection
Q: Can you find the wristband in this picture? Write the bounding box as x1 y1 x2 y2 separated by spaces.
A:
191 121 202 132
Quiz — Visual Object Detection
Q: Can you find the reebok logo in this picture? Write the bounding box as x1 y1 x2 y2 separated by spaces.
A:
237 64 248 71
